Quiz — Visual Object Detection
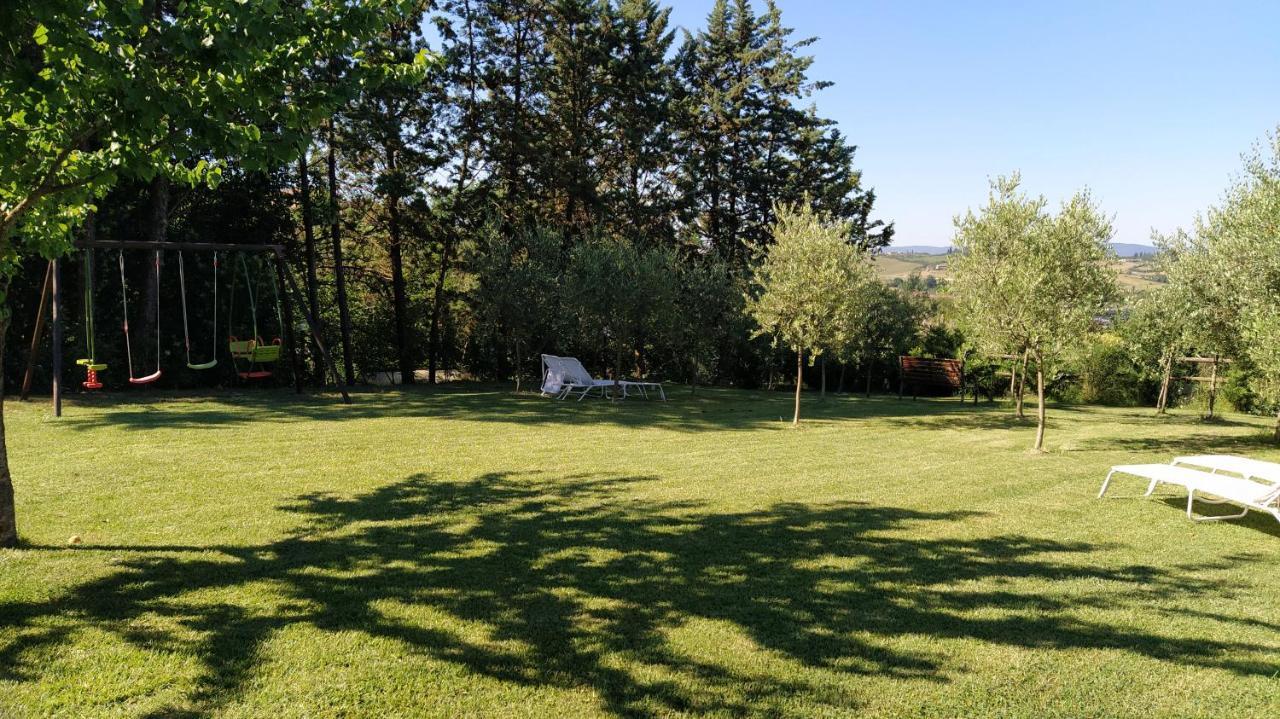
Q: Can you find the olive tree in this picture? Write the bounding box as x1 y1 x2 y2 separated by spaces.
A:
0 0 421 547
746 203 875 425
675 251 739 392
1179 131 1280 438
471 226 562 391
836 282 922 397
950 175 1117 450
1120 284 1190 413
565 237 678 392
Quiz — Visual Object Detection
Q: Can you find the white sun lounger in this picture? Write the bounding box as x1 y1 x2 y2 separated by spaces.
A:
1171 455 1280 486
540 355 613 400
1098 463 1280 523
540 354 666 401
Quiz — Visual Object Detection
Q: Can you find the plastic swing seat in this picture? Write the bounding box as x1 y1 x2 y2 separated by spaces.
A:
229 337 281 379
76 359 107 390
187 359 218 370
129 370 162 385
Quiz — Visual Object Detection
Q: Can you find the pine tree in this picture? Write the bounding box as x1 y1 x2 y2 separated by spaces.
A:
599 0 678 245
343 17 438 384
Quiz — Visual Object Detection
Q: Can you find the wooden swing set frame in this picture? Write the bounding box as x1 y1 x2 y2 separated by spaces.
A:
20 240 351 417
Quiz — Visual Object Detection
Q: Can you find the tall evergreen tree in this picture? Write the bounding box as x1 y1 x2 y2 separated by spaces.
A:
343 16 439 384
599 0 678 245
478 0 552 228
676 0 890 263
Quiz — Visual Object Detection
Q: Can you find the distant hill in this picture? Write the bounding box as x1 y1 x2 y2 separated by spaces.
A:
886 242 1157 258
873 245 1167 293
1111 242 1158 258
884 245 950 255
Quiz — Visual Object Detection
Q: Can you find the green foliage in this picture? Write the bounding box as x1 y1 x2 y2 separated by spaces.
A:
471 226 563 389
565 235 678 382
747 203 874 362
950 174 1118 447
674 250 741 387
747 203 874 421
0 0 417 265
1118 284 1186 378
1154 128 1280 435
951 175 1117 364
1074 333 1143 406
838 282 922 373
674 0 890 262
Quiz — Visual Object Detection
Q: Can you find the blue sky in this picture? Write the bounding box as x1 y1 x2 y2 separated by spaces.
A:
667 1 1280 247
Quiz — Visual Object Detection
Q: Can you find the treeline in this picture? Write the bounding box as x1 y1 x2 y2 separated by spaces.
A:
8 0 897 393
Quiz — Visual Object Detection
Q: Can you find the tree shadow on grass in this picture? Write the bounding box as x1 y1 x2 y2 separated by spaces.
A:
53 384 1013 436
1078 431 1277 456
3 472 1277 716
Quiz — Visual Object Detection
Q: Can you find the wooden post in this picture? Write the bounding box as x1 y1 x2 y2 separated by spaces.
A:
273 249 350 404
50 259 63 417
19 262 53 401
274 257 304 395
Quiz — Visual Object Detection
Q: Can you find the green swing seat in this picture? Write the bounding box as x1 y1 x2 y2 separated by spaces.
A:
229 338 282 364
227 255 285 381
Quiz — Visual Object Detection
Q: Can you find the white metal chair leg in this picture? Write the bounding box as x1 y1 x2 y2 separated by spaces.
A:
1098 470 1118 498
1187 489 1250 521
1144 478 1159 496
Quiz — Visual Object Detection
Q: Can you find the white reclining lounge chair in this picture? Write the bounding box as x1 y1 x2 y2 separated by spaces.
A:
1099 464 1280 523
1171 455 1280 486
540 354 666 401
540 355 617 401
1121 455 1280 506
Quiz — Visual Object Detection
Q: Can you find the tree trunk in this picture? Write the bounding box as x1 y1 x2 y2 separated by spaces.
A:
1206 356 1218 419
793 350 803 425
0 304 16 548
836 363 846 394
614 344 624 400
428 235 452 384
513 338 522 393
297 147 324 384
865 363 872 398
820 357 827 399
386 192 413 385
19 262 53 401
327 120 355 386
1156 351 1173 414
1273 406 1280 444
1015 349 1029 419
431 0 480 384
142 175 168 361
1033 354 1046 451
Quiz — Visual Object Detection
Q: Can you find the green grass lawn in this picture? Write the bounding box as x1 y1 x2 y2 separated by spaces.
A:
3 386 1280 718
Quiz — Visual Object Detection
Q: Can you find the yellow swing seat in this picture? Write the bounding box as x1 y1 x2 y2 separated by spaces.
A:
229 337 282 363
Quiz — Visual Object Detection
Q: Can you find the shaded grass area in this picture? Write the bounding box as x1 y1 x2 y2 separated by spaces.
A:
3 385 1280 717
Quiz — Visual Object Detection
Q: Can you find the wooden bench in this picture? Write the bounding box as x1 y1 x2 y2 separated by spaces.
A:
899 356 964 399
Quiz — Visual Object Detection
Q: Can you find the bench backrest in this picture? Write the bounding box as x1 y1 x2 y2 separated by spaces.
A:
899 356 963 389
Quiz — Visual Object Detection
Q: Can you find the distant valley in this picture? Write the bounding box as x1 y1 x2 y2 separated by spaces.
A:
874 246 1166 292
